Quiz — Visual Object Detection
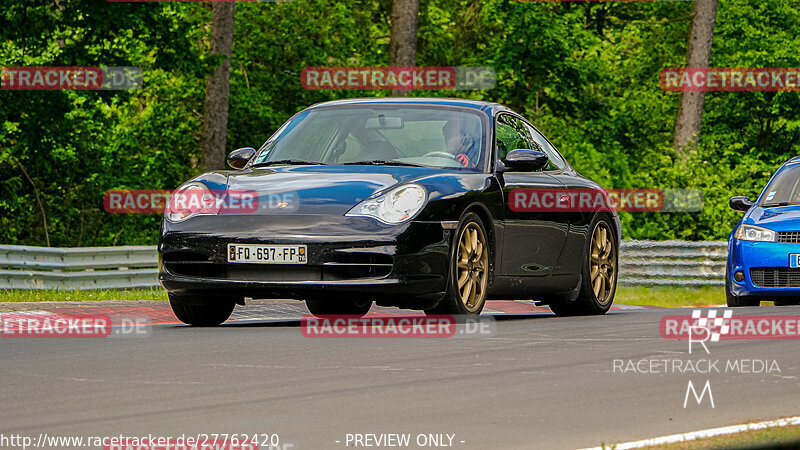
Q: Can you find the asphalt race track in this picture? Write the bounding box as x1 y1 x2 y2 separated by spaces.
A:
1 300 799 449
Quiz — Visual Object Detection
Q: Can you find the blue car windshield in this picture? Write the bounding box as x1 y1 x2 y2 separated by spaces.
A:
251 106 487 171
761 164 800 206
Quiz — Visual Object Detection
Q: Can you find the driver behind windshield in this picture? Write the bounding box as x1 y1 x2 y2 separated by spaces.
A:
442 117 481 168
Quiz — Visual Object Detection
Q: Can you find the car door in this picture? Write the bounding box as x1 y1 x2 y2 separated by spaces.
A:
495 113 568 277
518 119 588 278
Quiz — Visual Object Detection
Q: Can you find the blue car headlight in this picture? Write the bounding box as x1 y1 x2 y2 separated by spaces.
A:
346 184 427 224
734 224 777 242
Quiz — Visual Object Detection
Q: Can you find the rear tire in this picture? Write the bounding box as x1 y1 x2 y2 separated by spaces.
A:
169 293 236 326
725 271 759 307
305 297 372 317
550 215 617 317
425 212 490 316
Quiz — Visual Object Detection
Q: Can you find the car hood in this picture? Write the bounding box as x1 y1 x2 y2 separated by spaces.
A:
194 165 473 216
745 205 800 231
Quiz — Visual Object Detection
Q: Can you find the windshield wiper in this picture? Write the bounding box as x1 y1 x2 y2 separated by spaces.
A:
341 160 427 167
762 201 793 207
251 159 325 167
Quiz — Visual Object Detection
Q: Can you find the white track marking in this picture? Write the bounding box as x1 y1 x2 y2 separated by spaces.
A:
580 415 800 450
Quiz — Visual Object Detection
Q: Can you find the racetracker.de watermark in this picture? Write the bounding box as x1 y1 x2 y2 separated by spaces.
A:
300 66 496 91
0 434 290 450
108 0 292 2
0 312 151 338
301 315 496 338
660 67 800 91
661 311 800 340
103 188 270 214
1 66 142 91
509 188 703 213
515 0 692 2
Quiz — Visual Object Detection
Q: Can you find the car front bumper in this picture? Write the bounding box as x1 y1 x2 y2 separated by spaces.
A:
158 215 453 305
728 238 800 297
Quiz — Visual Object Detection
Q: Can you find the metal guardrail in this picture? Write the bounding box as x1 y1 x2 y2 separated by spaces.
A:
0 245 158 290
0 241 728 290
619 240 727 286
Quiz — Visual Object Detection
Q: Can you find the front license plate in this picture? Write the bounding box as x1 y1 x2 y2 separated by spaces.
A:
227 244 307 264
791 254 800 268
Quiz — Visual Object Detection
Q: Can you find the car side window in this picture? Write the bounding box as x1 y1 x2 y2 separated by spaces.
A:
522 122 566 171
267 116 339 162
515 120 538 151
495 114 531 160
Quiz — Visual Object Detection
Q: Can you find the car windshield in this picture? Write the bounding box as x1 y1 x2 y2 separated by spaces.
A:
761 163 800 207
251 105 487 171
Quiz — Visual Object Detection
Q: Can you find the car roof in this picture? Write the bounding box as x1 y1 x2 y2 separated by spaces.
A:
778 156 800 171
306 97 511 116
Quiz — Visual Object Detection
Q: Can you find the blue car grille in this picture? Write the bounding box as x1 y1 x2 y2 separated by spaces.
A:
777 231 800 243
750 267 800 288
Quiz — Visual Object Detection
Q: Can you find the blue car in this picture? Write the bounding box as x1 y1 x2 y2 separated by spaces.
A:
727 156 800 306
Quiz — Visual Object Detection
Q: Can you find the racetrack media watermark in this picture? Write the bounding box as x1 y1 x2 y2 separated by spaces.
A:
509 188 703 213
0 312 151 339
613 309 790 408
661 67 800 91
1 66 142 91
301 315 496 338
300 66 496 91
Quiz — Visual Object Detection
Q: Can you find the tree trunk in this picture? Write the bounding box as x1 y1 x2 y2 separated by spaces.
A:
673 0 718 152
202 2 235 170
388 0 419 96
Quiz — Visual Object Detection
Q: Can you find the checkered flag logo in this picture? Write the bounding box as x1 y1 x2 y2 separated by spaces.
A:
692 309 733 342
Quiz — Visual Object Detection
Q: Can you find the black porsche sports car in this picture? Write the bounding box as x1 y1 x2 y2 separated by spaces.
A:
159 98 620 325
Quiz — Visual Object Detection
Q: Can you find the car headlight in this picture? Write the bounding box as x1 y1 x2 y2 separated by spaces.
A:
734 224 776 242
346 184 427 224
165 182 217 223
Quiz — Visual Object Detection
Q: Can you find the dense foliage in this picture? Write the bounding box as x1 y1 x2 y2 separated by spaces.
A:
2 0 799 246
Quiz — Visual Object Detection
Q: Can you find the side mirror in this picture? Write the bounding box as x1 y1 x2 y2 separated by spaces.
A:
227 147 256 169
730 196 754 212
501 149 548 172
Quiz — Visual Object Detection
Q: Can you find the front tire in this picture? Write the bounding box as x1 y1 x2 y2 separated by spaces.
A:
169 293 236 326
426 212 490 316
550 215 617 316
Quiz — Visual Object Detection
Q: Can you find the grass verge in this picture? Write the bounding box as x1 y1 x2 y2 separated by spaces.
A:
632 423 800 449
615 285 726 308
0 288 168 303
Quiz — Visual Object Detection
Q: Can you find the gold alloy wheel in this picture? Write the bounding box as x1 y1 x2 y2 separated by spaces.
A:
455 222 489 313
590 222 616 305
